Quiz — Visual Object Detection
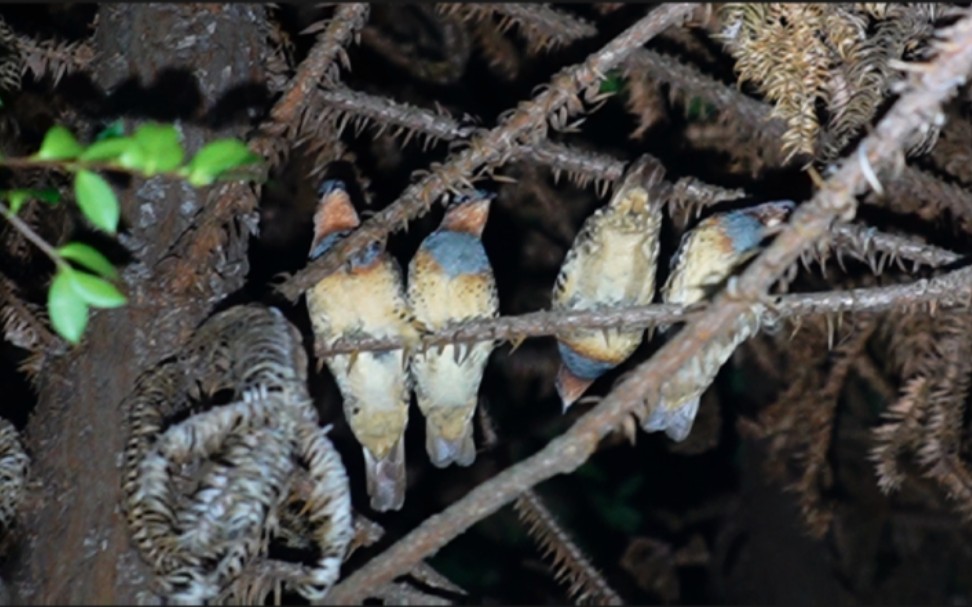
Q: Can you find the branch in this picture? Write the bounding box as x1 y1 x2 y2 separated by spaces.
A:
276 3 698 302
317 84 628 192
263 3 371 145
0 202 64 268
316 261 969 357
323 11 972 603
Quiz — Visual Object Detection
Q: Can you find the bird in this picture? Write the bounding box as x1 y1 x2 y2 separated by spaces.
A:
642 199 796 441
551 159 667 411
305 179 417 512
407 189 499 468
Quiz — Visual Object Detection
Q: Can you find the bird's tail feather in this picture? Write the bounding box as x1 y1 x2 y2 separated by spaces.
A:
363 439 406 512
640 396 701 442
426 417 476 468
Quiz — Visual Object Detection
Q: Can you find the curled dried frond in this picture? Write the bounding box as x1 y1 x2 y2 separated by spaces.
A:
0 417 28 535
122 305 352 604
513 490 623 605
0 16 20 95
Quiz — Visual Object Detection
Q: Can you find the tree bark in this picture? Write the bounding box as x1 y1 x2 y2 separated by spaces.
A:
10 4 270 603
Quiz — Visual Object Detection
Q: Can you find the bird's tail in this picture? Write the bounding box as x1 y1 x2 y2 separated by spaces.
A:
640 396 701 442
363 438 406 512
425 415 476 468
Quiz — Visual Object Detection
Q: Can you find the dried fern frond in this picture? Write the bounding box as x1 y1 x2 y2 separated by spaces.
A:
872 376 931 493
0 273 59 379
468 12 522 82
513 490 623 606
15 34 95 88
913 311 972 519
362 5 471 86
712 3 938 162
438 3 596 55
741 315 879 535
792 318 877 536
0 16 21 95
927 109 972 184
0 417 28 534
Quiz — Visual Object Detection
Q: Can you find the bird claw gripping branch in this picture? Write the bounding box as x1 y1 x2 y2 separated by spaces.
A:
122 304 353 604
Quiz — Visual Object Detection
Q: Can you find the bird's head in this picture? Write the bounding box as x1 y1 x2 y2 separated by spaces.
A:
441 189 496 236
309 179 360 260
721 199 796 254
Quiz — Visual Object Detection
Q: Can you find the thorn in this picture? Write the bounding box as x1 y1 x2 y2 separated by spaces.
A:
508 334 527 354
601 328 613 348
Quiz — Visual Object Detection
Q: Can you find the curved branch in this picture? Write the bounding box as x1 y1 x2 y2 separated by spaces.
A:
323 10 972 603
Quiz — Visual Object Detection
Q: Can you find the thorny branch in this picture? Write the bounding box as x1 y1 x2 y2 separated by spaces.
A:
305 81 966 266
316 257 968 357
323 9 972 603
276 3 698 301
271 4 370 132
317 84 627 189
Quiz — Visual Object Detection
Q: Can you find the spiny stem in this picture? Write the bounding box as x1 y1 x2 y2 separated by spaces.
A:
314 263 968 356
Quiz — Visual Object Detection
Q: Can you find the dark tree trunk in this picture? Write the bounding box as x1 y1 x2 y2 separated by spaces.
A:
10 4 270 603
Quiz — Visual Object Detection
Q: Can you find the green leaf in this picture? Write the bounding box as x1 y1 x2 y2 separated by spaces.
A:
48 269 89 344
36 125 84 161
79 137 136 163
66 270 127 308
94 120 125 142
598 71 623 95
132 123 184 175
34 187 61 204
6 188 61 214
57 242 118 280
184 139 261 186
74 170 120 233
6 190 29 214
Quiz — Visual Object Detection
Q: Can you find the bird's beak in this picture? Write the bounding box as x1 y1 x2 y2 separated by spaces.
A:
555 365 595 413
